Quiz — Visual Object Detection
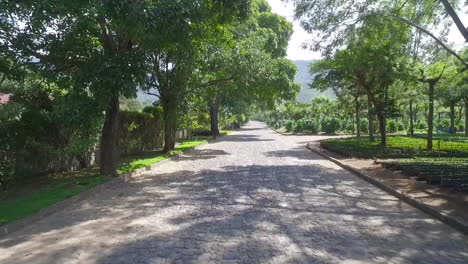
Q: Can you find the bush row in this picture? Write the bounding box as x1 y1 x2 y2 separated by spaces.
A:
119 106 164 155
268 118 342 134
268 117 465 135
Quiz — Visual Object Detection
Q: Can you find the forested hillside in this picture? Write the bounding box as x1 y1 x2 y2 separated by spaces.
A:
294 60 334 103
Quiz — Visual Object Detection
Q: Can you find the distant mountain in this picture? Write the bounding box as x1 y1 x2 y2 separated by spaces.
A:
135 60 335 104
136 89 158 103
294 60 335 103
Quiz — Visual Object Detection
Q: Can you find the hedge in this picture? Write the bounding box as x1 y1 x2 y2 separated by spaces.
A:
119 110 164 155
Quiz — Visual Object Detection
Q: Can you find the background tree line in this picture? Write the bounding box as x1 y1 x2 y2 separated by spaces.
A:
260 0 467 149
0 0 299 188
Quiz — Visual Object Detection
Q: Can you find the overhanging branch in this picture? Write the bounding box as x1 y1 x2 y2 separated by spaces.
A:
439 0 468 43
390 15 468 69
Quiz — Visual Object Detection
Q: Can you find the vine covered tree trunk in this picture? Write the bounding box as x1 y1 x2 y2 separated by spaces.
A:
427 82 435 150
414 104 418 124
465 98 468 137
449 100 456 134
367 101 375 141
100 96 120 176
355 96 361 137
458 106 463 122
161 87 178 153
409 100 414 137
376 109 387 147
209 94 221 138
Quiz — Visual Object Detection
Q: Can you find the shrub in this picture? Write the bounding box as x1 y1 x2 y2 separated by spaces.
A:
293 120 305 132
0 151 15 189
142 105 163 119
191 129 212 137
343 123 355 133
436 119 450 132
360 118 369 133
458 124 465 132
387 120 398 133
416 121 427 130
119 111 164 155
285 120 294 132
397 122 405 131
321 118 340 134
304 120 319 134
274 120 282 129
0 90 103 188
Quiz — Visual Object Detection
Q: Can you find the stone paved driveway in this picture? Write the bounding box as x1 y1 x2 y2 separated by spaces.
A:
1 121 468 264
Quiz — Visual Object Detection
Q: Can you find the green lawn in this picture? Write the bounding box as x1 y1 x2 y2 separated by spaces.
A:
117 138 207 174
413 133 468 143
322 136 468 159
0 138 208 226
0 173 109 225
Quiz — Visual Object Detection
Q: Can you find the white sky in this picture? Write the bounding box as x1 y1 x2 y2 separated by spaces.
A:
267 0 467 61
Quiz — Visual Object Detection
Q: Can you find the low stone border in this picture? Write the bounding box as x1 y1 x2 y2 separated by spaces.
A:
306 143 468 236
1 136 221 237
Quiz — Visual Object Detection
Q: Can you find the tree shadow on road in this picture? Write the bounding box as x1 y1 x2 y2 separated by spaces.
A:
2 163 468 264
216 134 274 142
175 149 230 161
263 146 326 161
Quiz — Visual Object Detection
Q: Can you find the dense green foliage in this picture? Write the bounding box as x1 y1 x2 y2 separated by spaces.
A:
258 0 468 152
0 78 103 189
0 0 298 189
322 137 468 159
260 97 357 134
119 108 164 155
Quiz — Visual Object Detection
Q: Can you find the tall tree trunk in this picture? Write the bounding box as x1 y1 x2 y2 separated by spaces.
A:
409 100 414 137
414 104 418 124
210 94 221 138
449 100 456 134
465 98 468 137
376 109 387 147
355 96 361 137
458 105 463 122
367 100 375 141
427 82 435 150
161 87 177 153
100 96 120 176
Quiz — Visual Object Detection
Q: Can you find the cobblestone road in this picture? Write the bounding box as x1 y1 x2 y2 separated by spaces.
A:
1 121 468 264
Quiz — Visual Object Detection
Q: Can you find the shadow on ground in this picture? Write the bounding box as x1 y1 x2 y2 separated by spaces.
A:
2 162 467 264
176 149 230 161
216 134 275 142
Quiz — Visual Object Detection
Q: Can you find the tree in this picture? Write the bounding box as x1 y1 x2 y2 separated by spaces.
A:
417 61 457 149
311 16 410 147
311 55 366 137
289 0 468 68
395 80 424 137
1 1 154 175
439 79 463 134
140 1 252 150
143 50 194 152
194 1 298 137
2 0 252 174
